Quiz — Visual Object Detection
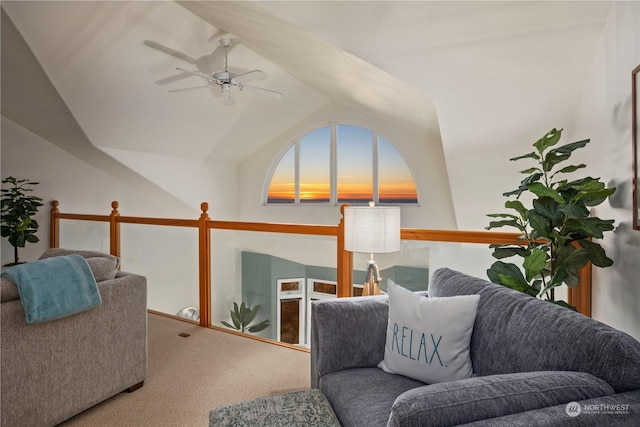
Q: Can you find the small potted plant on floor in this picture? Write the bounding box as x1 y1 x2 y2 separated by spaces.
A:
1 176 43 266
221 302 270 333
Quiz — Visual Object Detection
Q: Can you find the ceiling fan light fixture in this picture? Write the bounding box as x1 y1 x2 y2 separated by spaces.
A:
167 37 283 105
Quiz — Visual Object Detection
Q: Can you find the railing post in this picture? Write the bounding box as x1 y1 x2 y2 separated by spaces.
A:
337 204 353 297
109 201 121 259
50 200 60 248
199 202 211 327
569 263 592 317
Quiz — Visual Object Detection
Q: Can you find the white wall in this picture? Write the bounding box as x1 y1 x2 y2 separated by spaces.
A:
100 147 238 220
565 1 640 340
0 116 201 265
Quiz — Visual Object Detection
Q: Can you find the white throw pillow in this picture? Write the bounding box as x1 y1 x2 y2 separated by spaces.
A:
378 279 480 384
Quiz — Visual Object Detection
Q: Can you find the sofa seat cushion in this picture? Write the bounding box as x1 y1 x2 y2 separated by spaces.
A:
320 367 425 427
388 371 615 427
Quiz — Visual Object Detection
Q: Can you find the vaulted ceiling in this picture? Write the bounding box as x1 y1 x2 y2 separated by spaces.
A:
2 1 611 162
1 1 613 228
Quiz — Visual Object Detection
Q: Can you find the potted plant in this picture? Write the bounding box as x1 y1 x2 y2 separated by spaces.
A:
1 177 43 266
486 128 616 310
221 302 270 333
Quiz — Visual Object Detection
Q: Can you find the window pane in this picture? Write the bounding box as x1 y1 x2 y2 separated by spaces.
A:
300 126 330 203
267 145 295 203
280 299 300 344
378 136 418 203
337 124 373 203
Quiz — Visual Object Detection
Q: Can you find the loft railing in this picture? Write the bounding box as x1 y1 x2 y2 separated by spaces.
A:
49 200 591 329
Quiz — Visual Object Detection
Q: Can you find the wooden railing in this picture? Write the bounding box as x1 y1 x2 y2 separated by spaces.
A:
50 200 591 321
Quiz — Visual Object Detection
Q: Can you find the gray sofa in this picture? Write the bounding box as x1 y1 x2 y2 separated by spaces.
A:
311 268 640 426
1 249 147 427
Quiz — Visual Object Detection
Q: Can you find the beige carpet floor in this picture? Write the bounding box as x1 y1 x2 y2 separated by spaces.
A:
60 313 311 427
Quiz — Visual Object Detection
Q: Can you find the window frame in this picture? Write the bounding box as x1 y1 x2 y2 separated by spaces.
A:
265 121 418 206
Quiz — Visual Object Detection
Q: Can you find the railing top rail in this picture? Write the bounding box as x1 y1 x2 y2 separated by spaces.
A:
402 229 524 245
56 213 110 222
117 216 199 228
209 220 338 236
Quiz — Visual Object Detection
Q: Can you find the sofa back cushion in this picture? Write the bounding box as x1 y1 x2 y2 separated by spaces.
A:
429 268 640 393
40 248 119 282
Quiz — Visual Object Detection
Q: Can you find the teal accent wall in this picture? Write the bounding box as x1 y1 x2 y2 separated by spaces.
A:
381 266 429 292
241 251 428 340
241 252 304 340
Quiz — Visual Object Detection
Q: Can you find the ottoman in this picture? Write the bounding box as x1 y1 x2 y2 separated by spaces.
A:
209 389 341 426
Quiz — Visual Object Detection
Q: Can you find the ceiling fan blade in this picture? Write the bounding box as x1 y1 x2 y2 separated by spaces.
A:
154 70 193 85
232 70 267 84
176 67 218 83
239 84 283 100
168 85 211 93
144 40 197 64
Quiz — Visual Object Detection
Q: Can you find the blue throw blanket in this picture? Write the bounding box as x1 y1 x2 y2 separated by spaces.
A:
1 254 101 324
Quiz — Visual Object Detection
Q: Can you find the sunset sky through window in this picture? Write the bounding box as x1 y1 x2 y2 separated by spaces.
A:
267 124 417 204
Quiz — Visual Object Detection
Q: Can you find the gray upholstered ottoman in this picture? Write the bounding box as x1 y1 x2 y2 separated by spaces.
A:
209 389 341 426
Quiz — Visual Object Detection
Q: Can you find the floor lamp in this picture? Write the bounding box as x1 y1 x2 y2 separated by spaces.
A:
344 203 401 296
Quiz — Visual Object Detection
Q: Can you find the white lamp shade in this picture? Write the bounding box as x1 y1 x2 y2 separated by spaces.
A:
344 206 401 253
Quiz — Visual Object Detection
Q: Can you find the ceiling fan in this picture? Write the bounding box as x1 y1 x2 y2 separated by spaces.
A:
171 38 283 106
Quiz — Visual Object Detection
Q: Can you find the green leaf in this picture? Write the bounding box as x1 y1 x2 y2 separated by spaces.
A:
220 321 236 330
545 268 569 290
532 197 561 223
578 188 616 207
505 200 528 219
556 204 590 219
487 213 519 220
528 210 551 238
510 152 540 162
523 248 547 281
565 218 615 239
491 246 529 259
542 152 571 173
486 219 525 232
519 167 541 174
503 173 543 198
533 128 562 153
230 310 241 330
487 261 527 287
527 182 564 204
551 164 586 178
555 245 589 271
577 240 613 268
548 139 589 155
247 319 270 333
246 305 260 325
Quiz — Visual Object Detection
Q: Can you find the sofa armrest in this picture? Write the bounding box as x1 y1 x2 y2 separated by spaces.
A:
310 295 389 388
388 371 615 427
463 390 640 426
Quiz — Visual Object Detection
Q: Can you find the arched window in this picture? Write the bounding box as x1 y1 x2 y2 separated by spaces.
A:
267 123 418 205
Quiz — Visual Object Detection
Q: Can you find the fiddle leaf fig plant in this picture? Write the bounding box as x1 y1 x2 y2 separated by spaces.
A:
486 128 616 310
221 302 270 333
1 177 43 265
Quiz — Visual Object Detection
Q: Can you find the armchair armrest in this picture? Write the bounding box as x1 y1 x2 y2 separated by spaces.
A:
310 295 389 388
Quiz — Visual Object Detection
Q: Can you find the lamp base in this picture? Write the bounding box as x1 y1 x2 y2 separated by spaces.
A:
362 259 381 296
